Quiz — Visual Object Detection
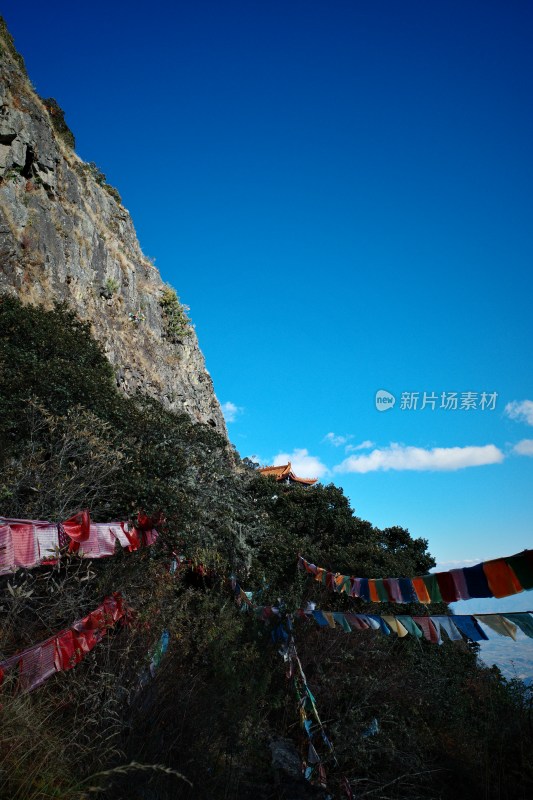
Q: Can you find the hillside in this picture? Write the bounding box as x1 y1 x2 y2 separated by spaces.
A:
1 296 532 800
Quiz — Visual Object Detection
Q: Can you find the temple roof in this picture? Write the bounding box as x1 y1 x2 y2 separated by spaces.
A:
258 462 317 486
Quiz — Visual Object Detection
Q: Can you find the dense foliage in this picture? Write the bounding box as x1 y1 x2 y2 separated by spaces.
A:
0 296 531 800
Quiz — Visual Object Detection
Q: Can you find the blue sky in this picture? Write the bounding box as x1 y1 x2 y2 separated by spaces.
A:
4 0 532 574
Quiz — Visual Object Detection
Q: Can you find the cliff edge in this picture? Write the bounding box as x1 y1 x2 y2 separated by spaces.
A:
0 19 227 435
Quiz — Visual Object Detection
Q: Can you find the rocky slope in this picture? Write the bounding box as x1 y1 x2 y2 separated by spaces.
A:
0 19 227 435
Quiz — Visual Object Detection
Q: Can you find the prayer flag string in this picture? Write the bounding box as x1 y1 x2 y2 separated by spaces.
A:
0 593 128 692
299 550 533 603
230 577 353 796
0 510 160 575
255 603 533 644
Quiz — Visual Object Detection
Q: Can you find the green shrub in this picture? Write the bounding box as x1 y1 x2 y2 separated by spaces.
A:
2 166 23 183
74 161 122 205
40 97 75 149
104 183 122 204
104 277 120 296
160 285 192 341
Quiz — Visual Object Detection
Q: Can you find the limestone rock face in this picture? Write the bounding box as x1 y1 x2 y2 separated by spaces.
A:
0 24 227 436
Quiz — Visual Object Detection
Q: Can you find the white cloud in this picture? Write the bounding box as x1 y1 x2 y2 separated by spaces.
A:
505 400 533 426
274 448 329 478
345 439 375 453
323 432 353 447
324 435 376 453
512 439 533 456
221 401 243 423
334 443 504 474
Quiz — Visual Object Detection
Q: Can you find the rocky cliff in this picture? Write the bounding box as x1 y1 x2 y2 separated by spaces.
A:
0 19 227 435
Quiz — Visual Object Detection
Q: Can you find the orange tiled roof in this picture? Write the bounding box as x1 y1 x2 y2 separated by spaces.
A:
287 473 318 485
258 464 292 479
258 462 317 486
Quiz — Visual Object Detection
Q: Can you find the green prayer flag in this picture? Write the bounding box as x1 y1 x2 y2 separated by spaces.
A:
422 574 443 602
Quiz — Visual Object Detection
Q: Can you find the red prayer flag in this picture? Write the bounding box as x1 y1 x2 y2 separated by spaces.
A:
62 510 91 553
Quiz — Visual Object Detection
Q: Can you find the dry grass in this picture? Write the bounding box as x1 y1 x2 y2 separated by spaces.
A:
0 554 172 800
81 761 192 795
0 690 87 800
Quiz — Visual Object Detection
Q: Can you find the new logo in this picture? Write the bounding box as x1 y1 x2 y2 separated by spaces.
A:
375 390 396 412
